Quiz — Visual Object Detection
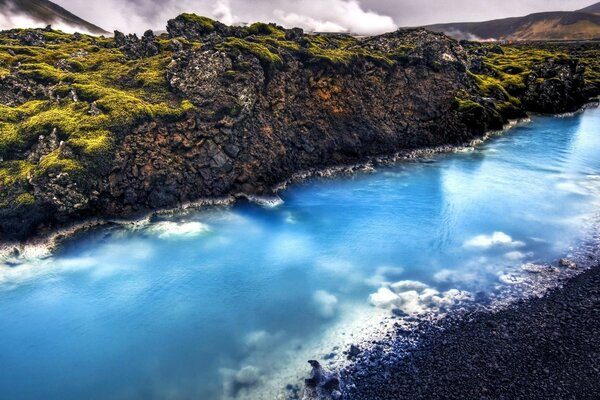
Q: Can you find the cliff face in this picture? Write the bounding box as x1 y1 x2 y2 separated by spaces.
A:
0 15 598 241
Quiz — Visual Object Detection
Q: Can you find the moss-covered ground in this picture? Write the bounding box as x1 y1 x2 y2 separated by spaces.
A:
0 29 193 207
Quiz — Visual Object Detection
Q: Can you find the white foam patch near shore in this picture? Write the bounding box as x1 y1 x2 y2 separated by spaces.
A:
0 242 152 288
313 290 339 319
365 266 405 286
505 250 533 260
369 280 472 314
148 221 211 239
245 195 285 208
464 232 525 249
228 303 391 400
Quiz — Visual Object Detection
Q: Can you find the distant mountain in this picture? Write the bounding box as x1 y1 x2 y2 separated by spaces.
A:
425 2 600 41
0 0 108 34
578 2 600 15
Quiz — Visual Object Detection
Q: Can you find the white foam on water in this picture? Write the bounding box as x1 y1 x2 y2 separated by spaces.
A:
0 242 153 288
433 268 480 284
313 290 339 319
245 195 285 208
464 232 526 249
229 302 391 400
504 250 533 260
556 181 591 196
369 280 472 315
148 221 212 239
364 266 405 286
498 273 526 284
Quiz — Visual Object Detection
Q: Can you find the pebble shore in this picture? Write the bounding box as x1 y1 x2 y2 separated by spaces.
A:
341 264 600 399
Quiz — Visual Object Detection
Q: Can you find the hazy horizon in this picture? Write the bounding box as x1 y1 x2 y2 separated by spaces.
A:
1 0 598 35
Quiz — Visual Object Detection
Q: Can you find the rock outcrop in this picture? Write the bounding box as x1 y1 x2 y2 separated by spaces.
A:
303 360 342 400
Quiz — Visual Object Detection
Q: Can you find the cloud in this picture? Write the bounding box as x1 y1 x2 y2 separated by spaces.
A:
464 231 526 249
45 0 595 36
273 0 397 34
47 0 397 35
213 0 236 25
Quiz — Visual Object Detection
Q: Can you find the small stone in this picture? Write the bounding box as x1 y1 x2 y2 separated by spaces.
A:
349 344 361 358
559 259 578 269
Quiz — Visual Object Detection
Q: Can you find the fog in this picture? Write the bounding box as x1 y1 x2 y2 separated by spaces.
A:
3 0 598 35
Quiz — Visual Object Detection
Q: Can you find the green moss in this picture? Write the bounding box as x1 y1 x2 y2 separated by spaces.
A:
495 100 521 115
0 123 24 156
36 150 83 176
247 22 284 37
16 192 35 205
19 62 71 84
476 46 577 97
221 38 282 65
179 14 216 32
258 37 301 52
0 160 33 187
454 98 483 112
296 35 394 67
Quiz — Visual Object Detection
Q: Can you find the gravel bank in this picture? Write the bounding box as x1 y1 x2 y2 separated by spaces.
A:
341 265 600 400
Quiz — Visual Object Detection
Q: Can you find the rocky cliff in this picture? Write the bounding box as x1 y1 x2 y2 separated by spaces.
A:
0 15 598 241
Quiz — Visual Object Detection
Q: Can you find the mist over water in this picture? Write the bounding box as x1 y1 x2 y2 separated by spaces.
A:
0 107 599 399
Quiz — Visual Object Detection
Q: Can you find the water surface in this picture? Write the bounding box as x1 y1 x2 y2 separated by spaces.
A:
1 107 599 399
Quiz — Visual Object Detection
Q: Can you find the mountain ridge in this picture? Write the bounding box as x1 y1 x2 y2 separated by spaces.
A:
426 2 600 41
0 0 108 34
578 2 600 15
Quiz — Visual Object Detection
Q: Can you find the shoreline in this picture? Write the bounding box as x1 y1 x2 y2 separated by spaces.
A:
340 262 600 399
1 102 598 259
335 223 600 399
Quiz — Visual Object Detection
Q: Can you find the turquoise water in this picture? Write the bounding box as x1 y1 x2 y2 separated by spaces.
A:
1 107 599 399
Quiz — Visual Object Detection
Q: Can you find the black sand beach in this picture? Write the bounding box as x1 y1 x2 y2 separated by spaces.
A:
341 264 600 399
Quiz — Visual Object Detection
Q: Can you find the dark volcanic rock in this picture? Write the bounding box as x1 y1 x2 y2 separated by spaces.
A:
166 14 232 41
341 265 600 400
522 57 586 114
304 360 342 400
0 75 50 106
18 29 46 46
113 30 159 59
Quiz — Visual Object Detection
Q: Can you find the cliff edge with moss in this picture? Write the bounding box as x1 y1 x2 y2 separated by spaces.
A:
0 15 599 241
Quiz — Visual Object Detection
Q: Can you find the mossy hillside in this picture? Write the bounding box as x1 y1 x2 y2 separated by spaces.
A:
0 29 193 207
194 17 408 70
581 49 600 90
246 22 286 38
473 46 574 96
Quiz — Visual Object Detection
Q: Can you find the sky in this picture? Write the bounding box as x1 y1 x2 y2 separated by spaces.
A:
15 0 600 35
